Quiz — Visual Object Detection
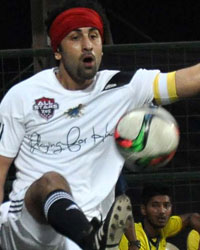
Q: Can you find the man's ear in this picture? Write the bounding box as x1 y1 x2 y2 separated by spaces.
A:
140 204 146 216
54 51 62 60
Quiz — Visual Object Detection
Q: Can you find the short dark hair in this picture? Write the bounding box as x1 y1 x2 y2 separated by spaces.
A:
141 184 172 205
45 0 112 44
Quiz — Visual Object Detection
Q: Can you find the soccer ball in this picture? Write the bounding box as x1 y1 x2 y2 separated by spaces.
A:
114 105 179 172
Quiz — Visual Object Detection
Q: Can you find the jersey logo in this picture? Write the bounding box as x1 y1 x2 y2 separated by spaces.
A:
102 71 135 91
33 97 59 120
104 83 117 90
0 123 4 140
64 104 85 118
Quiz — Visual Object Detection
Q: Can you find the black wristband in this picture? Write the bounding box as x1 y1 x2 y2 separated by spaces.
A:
128 240 141 248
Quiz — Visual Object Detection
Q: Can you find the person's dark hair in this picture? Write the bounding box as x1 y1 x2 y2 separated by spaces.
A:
45 0 113 45
141 184 172 206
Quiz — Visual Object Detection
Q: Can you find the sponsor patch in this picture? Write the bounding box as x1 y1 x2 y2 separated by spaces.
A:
64 104 85 118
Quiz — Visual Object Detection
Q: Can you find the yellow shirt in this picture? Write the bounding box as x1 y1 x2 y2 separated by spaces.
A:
119 216 182 250
187 230 200 250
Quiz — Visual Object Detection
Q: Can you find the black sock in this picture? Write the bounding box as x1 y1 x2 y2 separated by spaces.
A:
43 190 92 245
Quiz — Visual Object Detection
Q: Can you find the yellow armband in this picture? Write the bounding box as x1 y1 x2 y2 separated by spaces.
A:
153 71 178 105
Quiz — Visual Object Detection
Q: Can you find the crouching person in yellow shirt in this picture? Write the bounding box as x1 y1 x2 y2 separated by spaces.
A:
120 184 200 250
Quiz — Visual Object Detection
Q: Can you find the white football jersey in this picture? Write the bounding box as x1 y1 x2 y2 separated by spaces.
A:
0 67 164 218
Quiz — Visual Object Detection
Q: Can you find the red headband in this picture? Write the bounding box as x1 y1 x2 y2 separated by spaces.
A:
49 7 104 52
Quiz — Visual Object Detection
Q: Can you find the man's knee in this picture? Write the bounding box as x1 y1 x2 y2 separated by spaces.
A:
41 171 70 191
24 171 71 223
27 171 71 199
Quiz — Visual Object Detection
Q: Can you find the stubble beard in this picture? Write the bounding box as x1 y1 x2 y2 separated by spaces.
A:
77 64 97 82
64 60 98 86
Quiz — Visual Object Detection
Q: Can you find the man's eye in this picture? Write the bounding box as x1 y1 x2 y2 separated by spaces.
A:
152 204 159 208
90 34 98 39
71 36 79 40
165 203 171 209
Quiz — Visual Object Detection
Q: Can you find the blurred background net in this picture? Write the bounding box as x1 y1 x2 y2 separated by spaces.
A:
1 41 200 248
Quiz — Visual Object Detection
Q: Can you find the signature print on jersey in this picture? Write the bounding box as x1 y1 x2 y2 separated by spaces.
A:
25 124 113 154
33 97 59 120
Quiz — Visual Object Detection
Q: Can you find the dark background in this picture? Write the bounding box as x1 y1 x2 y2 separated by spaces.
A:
1 0 200 49
1 2 200 249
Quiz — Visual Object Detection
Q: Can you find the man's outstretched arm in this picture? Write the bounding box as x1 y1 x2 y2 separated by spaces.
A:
176 63 200 97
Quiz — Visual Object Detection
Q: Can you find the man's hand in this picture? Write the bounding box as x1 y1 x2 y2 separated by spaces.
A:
128 240 141 250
